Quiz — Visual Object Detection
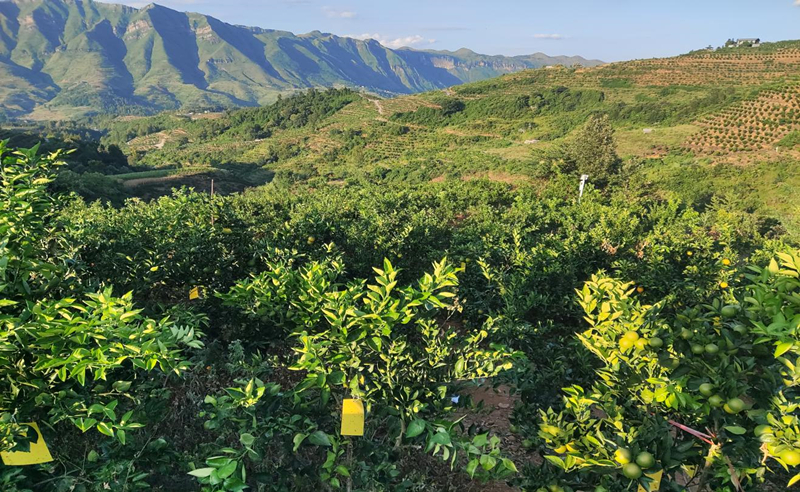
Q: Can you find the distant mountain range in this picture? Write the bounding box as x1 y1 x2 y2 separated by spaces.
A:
0 0 603 119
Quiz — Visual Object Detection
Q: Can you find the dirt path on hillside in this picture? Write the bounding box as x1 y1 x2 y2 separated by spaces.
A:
371 99 385 116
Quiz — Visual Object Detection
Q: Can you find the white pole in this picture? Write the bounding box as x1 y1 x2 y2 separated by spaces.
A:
579 174 589 203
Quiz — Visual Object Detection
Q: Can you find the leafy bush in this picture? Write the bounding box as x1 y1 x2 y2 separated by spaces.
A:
0 142 201 474
197 256 519 490
538 250 800 490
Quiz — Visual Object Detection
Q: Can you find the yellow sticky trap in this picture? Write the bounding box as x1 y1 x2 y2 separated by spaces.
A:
189 287 200 300
1 423 53 466
341 399 364 436
637 469 663 492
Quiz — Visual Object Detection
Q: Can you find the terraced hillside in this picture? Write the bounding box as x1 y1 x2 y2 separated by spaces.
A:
104 40 800 171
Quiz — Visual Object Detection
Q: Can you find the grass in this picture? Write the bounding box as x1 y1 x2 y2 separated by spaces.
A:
615 124 701 157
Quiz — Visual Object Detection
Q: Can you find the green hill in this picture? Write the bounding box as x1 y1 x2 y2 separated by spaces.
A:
82 39 800 238
0 0 601 120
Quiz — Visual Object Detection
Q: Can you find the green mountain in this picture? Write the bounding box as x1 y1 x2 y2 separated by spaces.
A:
0 0 601 119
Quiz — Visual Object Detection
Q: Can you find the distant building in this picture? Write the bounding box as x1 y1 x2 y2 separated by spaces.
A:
735 38 761 48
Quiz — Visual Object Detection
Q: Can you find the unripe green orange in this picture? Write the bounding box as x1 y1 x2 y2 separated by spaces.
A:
635 452 655 469
614 448 632 465
699 383 714 397
725 398 746 414
754 425 773 437
622 463 642 479
708 394 724 407
721 305 739 319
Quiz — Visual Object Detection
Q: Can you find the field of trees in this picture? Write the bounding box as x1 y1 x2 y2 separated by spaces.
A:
2 40 800 492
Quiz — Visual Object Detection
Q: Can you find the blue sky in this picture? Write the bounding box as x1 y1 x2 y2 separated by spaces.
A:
121 0 800 62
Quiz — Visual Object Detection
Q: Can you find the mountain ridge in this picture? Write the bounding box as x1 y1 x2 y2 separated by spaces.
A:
0 0 603 119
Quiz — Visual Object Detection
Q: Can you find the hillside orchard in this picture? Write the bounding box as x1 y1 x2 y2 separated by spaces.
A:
0 136 797 491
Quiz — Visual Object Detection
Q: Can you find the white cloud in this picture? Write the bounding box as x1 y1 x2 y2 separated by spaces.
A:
323 6 357 18
533 33 565 40
348 33 436 49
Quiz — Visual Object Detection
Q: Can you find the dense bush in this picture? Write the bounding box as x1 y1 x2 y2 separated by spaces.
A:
0 143 201 489
538 250 800 490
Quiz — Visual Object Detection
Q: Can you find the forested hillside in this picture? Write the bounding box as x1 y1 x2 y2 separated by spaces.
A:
0 0 600 120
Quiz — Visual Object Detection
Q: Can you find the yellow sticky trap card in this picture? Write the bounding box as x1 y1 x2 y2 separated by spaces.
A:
637 469 663 492
341 399 364 436
1 423 53 466
189 287 200 300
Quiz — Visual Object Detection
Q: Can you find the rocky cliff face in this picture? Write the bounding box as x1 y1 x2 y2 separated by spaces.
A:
0 0 602 119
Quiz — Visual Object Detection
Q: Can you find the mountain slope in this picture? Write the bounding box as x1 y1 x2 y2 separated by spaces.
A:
88 40 800 234
0 0 602 119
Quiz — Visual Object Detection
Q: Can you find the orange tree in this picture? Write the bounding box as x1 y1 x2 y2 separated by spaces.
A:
0 142 201 483
196 255 520 490
538 251 800 491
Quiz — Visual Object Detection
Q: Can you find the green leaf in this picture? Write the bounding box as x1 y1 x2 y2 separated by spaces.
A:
292 433 307 452
544 455 566 470
429 431 451 446
466 459 479 478
366 337 382 351
217 461 237 479
239 433 255 446
775 341 794 358
502 458 518 473
480 454 497 471
113 381 132 392
724 426 747 435
406 419 426 438
97 422 114 437
188 467 215 478
335 465 350 477
309 431 331 447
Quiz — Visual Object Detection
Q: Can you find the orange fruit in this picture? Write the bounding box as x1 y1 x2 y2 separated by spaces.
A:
636 452 655 469
623 331 640 342
614 448 632 464
726 398 746 414
781 450 800 467
622 463 642 479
